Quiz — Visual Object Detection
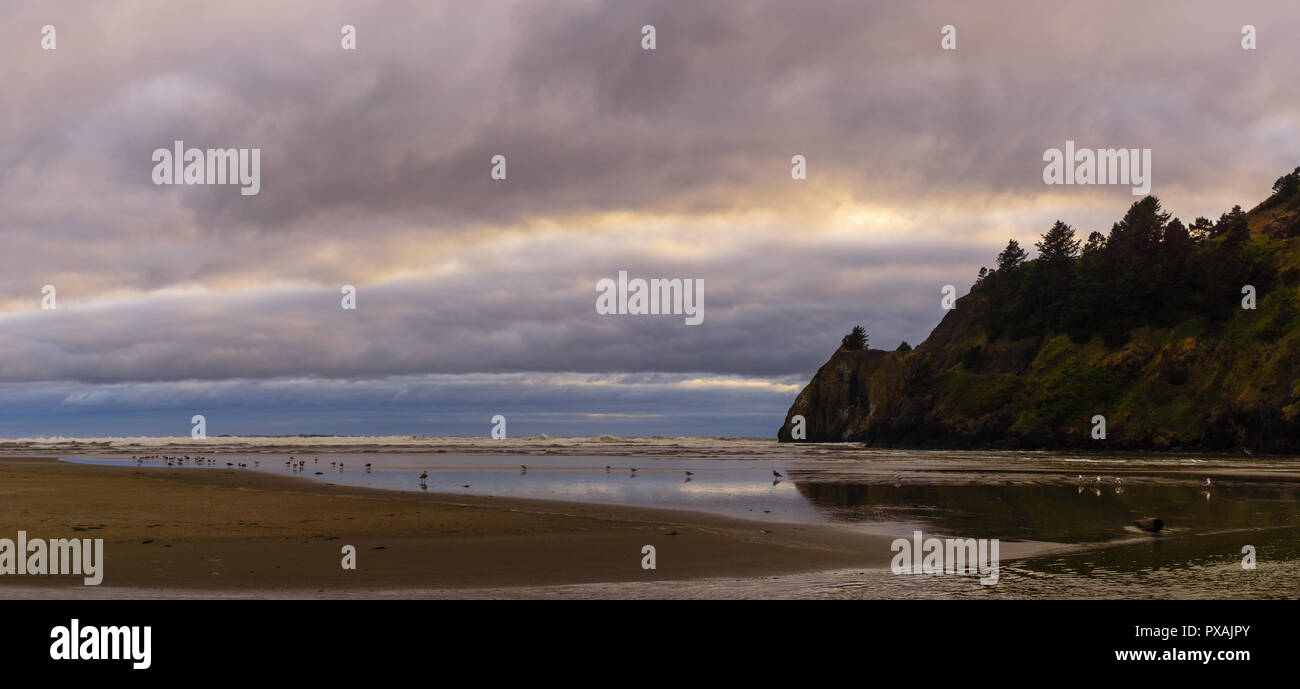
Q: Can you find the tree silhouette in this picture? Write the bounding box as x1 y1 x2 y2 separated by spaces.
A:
996 239 1027 272
1035 221 1081 263
841 325 868 350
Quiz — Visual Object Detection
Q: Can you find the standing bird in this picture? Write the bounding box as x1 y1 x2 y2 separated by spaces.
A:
520 465 527 474
684 471 694 476
1202 477 1213 488
418 471 428 482
773 470 784 479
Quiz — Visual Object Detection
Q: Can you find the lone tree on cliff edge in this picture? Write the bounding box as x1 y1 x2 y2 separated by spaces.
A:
841 325 868 350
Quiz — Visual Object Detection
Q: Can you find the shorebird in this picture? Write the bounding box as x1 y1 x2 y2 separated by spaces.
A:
418 471 428 482
684 471 694 476
520 465 527 474
773 470 784 479
1202 477 1213 488
605 465 611 472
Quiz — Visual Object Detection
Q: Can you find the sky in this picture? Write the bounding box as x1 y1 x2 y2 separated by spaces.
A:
1 0 1298 437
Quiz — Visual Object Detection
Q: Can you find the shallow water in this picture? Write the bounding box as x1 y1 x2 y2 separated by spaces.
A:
52 439 1300 598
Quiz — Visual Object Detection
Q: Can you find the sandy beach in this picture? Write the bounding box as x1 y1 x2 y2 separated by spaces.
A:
0 456 914 595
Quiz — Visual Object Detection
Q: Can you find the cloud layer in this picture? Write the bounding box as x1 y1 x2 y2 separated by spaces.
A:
2 1 1298 434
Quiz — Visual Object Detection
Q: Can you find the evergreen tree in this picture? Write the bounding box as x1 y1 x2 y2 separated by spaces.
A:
1213 205 1250 244
996 239 1027 272
841 325 868 350
1035 221 1081 263
1107 196 1169 258
1081 231 1107 256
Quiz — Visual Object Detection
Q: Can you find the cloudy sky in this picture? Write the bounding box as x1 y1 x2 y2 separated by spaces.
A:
1 0 1298 437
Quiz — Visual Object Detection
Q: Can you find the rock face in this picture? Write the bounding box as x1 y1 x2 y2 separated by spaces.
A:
779 169 1300 453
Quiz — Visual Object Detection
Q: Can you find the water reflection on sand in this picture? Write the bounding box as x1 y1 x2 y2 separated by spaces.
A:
61 447 1300 598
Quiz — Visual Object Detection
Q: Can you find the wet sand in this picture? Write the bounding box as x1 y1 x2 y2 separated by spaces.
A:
0 457 933 594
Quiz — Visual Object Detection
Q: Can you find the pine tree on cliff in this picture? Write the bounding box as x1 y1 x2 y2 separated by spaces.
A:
996 239 1027 272
1035 221 1080 263
841 325 868 350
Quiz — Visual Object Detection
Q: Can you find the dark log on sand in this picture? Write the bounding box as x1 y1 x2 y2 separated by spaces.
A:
1133 517 1163 532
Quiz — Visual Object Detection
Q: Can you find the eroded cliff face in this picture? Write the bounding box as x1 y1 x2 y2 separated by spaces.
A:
776 348 893 442
779 290 1007 445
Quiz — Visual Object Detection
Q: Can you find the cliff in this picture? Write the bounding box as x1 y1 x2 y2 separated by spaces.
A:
779 168 1300 452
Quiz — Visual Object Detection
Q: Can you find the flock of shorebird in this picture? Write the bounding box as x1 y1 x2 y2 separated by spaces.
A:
410 465 789 486
1073 473 1217 500
126 454 1211 504
125 456 1219 504
133 454 219 467
124 455 800 489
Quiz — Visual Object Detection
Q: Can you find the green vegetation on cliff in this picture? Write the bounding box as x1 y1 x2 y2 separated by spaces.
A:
780 167 1300 452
